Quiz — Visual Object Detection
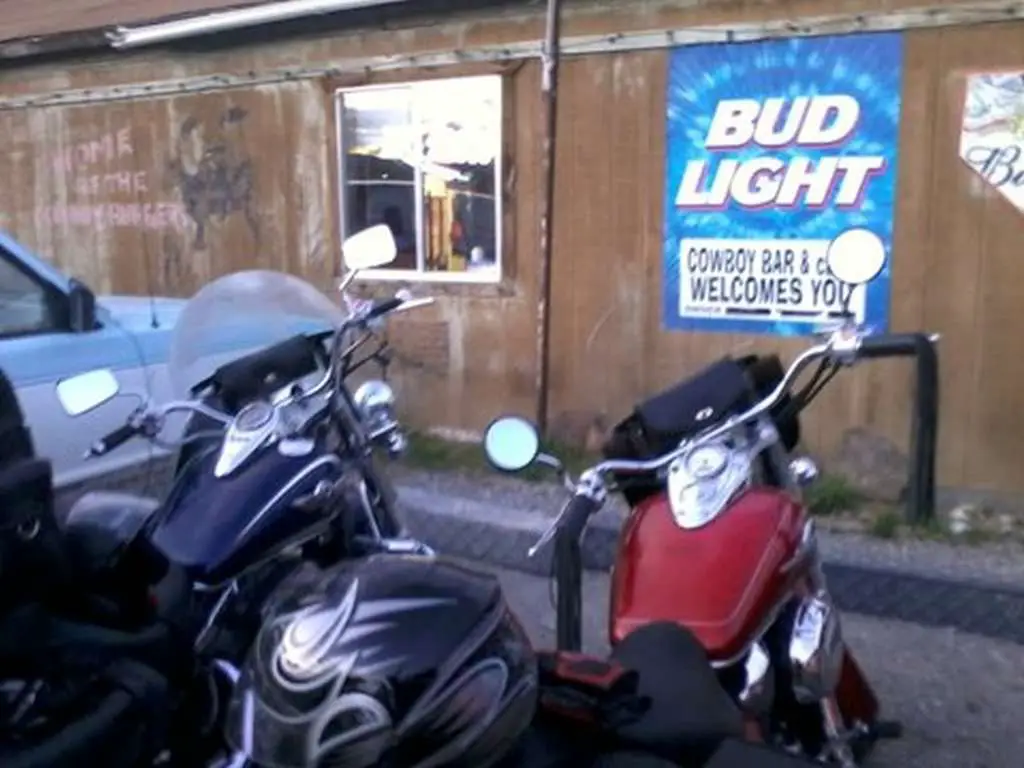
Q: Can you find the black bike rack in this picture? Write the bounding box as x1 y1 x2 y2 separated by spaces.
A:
884 333 940 525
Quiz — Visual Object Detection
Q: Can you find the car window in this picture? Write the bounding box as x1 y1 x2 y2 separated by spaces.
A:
0 256 61 337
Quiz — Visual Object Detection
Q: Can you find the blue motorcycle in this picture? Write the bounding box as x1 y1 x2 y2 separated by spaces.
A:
51 223 434 686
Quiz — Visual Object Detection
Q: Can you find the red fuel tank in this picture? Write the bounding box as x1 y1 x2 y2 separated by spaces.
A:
609 486 806 662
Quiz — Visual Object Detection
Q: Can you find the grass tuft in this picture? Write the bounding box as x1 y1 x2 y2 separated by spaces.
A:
804 473 864 517
869 509 902 539
399 430 599 482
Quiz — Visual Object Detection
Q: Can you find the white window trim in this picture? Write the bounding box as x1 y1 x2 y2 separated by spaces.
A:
334 77 504 285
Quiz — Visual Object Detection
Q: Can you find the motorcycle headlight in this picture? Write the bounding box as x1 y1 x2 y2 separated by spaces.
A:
666 441 751 529
788 592 844 704
353 380 395 414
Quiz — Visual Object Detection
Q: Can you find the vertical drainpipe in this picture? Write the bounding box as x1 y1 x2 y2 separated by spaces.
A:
534 0 563 435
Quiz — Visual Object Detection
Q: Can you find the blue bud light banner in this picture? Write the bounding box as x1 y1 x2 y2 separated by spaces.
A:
662 32 903 335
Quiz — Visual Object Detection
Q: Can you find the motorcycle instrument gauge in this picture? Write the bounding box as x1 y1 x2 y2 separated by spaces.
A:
685 444 729 479
235 401 275 432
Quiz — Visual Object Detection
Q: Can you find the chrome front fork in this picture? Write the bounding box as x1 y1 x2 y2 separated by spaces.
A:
820 697 862 767
788 534 862 766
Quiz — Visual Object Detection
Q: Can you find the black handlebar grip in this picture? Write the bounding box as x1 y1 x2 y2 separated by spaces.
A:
560 494 601 544
366 296 403 321
858 333 924 359
89 423 138 456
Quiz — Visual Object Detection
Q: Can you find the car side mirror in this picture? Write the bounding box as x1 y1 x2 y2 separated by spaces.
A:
68 278 97 332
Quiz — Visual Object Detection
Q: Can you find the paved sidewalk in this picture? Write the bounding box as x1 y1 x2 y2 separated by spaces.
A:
396 469 1024 644
481 560 1024 768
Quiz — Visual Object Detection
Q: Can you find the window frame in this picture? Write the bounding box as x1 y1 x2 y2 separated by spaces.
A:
333 76 505 285
0 246 71 340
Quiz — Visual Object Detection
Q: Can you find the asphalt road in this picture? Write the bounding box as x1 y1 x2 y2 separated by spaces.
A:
471 561 1024 768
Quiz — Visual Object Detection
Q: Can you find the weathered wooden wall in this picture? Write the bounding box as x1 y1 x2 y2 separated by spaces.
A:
543 22 1024 497
0 81 336 295
1 0 1024 495
904 23 1024 494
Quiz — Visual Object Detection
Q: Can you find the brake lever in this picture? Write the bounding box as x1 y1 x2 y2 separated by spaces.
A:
528 498 571 559
814 316 864 338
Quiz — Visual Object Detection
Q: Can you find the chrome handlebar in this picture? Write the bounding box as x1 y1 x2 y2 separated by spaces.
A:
301 292 434 403
525 325 940 557
86 292 433 458
85 398 233 457
578 328 939 483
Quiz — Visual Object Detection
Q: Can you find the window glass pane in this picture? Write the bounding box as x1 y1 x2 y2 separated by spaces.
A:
341 87 419 269
338 76 501 278
414 76 500 277
0 257 56 335
341 87 416 181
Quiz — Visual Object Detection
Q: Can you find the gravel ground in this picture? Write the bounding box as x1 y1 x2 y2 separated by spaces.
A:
395 467 1024 589
474 560 1024 768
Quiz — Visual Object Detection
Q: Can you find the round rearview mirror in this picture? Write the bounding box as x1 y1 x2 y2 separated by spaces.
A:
483 416 540 473
825 228 886 286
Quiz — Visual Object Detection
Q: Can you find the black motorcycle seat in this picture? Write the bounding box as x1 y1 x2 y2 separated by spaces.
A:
609 622 744 763
59 492 186 630
64 491 160 543
62 492 166 579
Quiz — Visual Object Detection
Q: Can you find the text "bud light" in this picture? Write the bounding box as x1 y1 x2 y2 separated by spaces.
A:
675 95 886 210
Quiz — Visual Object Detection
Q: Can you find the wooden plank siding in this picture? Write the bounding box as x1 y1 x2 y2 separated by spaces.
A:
1 0 1024 497
0 80 337 296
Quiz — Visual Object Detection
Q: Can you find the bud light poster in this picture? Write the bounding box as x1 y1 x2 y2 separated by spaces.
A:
662 32 903 335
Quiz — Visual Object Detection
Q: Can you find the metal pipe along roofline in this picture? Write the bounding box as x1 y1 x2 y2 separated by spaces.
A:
107 0 414 49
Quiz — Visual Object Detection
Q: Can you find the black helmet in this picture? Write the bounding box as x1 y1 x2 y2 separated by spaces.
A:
224 554 538 767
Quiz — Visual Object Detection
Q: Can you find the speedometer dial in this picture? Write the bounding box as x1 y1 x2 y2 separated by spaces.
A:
236 401 275 432
685 444 728 479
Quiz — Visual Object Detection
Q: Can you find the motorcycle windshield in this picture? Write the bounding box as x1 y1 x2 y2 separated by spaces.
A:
168 270 346 399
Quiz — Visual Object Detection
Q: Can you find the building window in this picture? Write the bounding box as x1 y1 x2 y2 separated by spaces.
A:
335 75 503 283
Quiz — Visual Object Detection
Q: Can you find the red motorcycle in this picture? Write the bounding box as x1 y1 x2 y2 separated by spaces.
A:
482 250 931 766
